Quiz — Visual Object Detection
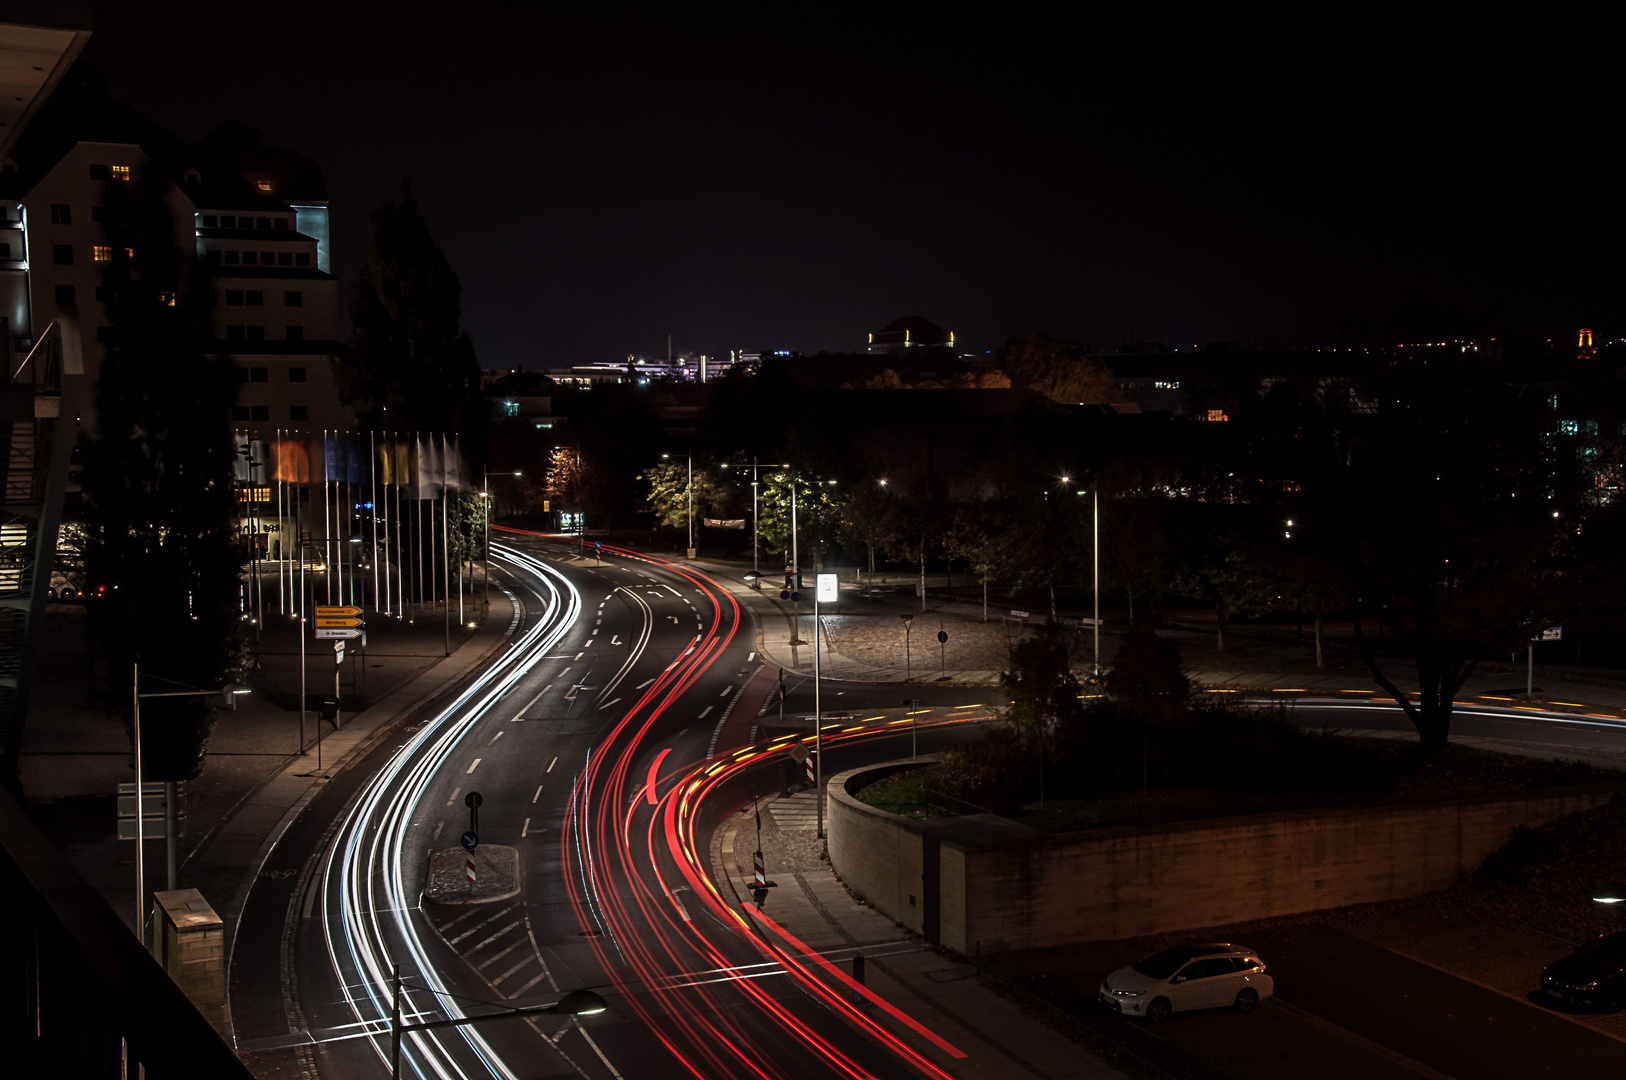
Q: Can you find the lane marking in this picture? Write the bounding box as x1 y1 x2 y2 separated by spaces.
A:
466 759 482 774
636 679 653 690
489 730 505 745
431 821 444 841
720 686 734 697
611 634 621 645
446 787 461 806
602 697 622 710
512 685 551 720
547 757 557 772
533 785 543 803
699 706 714 719
747 651 755 661
521 817 531 837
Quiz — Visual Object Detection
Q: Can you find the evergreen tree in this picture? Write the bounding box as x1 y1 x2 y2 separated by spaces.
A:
341 182 479 431
83 176 244 781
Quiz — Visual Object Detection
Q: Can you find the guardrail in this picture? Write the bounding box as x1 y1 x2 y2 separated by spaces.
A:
0 785 254 1078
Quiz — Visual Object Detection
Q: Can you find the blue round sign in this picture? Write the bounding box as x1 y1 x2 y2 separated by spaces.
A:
460 830 479 851
780 589 791 600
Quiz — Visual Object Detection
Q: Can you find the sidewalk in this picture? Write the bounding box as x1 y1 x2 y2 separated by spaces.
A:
17 579 518 1042
712 788 1129 1080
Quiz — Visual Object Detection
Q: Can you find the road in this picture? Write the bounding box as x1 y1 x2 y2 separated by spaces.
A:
229 536 1626 1080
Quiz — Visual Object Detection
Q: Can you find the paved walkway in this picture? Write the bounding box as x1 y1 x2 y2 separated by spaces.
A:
18 575 518 1046
713 788 1129 1080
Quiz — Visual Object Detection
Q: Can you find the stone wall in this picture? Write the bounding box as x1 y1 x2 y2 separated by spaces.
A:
827 761 1619 958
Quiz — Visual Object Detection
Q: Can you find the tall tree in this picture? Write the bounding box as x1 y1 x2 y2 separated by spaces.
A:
834 480 900 578
340 182 479 432
1254 357 1620 749
997 335 1118 405
83 176 244 780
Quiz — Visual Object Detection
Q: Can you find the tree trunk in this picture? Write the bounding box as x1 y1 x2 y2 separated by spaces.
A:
982 575 988 622
1215 597 1226 653
1049 584 1057 624
1314 597 1324 669
867 543 875 577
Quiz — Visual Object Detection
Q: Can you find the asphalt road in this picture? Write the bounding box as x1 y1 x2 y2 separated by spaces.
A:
230 544 1626 1080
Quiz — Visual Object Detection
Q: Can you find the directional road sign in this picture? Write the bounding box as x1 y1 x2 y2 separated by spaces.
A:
314 627 362 640
315 617 362 628
315 606 362 619
460 830 479 851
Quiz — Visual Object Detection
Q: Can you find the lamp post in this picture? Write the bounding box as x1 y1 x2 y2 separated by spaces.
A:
686 451 695 559
390 965 605 1080
815 573 837 838
479 469 522 613
1072 478 1101 675
131 665 251 941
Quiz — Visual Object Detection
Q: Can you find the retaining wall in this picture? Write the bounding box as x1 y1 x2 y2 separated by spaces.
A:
826 761 1619 957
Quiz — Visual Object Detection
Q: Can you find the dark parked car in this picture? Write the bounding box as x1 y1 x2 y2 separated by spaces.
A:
1540 932 1626 1009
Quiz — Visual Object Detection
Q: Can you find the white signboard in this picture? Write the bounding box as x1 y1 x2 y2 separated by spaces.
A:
816 573 838 603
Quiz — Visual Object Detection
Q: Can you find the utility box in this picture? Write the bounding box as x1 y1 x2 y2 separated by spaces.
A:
152 889 226 1034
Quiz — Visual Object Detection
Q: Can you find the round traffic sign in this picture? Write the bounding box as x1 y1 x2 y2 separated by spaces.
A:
790 592 802 603
460 830 479 851
464 791 483 809
779 589 790 600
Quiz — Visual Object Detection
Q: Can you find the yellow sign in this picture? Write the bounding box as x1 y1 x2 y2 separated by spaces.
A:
314 606 362 619
543 499 550 512
315 618 362 629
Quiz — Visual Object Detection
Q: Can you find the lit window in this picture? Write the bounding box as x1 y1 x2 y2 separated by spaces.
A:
1559 420 1579 436
158 291 176 307
255 179 272 192
92 245 112 262
111 165 130 181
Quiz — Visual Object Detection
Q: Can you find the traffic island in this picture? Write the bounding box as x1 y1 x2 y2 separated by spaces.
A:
424 845 520 904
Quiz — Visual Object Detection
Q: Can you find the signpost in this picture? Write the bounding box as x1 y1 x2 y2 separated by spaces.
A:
937 628 948 678
901 614 914 681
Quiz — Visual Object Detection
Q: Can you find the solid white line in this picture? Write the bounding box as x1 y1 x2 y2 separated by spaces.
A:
547 757 557 772
466 759 482 774
532 785 543 804
521 817 531 837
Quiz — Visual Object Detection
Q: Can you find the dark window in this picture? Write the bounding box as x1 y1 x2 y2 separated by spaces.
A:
95 326 115 342
235 367 250 383
50 203 71 224
89 164 110 180
256 217 271 230
54 285 75 305
289 366 307 382
286 326 304 343
220 215 235 228
91 205 106 222
232 405 250 420
285 290 303 307
201 214 218 227
247 325 265 341
274 218 289 230
52 244 72 265
251 405 269 421
94 285 109 302
290 405 308 422
0 242 8 257
224 250 240 264
250 367 268 382
278 251 293 265
225 290 244 305
246 290 263 306
207 250 221 264
227 325 245 341
295 252 310 266
240 251 257 265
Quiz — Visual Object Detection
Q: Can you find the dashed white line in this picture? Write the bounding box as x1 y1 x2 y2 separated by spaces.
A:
602 697 621 710
431 821 444 841
547 757 557 773
446 787 461 806
636 679 653 689
698 706 714 719
533 785 543 803
466 759 482 774
748 651 756 661
489 730 505 745
521 817 531 837
721 686 734 697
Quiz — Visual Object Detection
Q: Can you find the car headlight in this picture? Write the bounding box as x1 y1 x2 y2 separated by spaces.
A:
1110 988 1146 997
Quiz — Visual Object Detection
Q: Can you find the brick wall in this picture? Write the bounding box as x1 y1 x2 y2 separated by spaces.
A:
827 761 1619 958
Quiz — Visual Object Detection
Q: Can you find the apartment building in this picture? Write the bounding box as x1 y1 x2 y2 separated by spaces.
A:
0 64 349 436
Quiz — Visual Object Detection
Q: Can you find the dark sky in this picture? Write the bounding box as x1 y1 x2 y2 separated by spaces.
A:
82 5 1620 366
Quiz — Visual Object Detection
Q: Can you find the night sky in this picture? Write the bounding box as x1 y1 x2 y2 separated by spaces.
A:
82 6 1619 366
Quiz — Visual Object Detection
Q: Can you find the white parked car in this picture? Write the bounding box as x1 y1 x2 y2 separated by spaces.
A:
1099 944 1273 1021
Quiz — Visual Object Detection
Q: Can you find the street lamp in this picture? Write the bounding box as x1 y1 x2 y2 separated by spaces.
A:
131 666 251 942
480 469 521 613
390 967 605 1079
